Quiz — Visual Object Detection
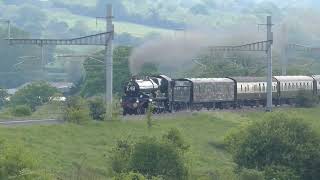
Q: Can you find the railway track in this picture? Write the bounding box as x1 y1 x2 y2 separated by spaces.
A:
0 119 64 126
122 105 293 120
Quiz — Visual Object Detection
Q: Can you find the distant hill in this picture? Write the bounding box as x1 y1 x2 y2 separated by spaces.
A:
0 0 319 45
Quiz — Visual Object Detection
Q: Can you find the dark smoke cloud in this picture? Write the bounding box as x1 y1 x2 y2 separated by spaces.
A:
129 25 265 74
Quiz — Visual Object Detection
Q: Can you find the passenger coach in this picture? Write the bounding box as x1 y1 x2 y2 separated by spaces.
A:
227 77 278 107
273 76 314 105
172 78 234 110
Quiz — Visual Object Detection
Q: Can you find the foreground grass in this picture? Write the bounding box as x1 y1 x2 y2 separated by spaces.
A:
0 107 319 179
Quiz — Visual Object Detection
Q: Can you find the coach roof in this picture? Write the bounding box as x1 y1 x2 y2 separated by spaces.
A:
273 76 314 82
227 76 276 82
181 78 234 83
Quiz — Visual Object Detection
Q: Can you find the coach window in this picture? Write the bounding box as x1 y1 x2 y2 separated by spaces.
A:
259 84 261 91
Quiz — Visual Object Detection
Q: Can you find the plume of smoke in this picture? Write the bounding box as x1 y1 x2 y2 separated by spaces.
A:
129 25 265 75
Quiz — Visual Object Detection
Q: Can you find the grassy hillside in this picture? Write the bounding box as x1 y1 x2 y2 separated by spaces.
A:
48 10 173 38
0 107 319 179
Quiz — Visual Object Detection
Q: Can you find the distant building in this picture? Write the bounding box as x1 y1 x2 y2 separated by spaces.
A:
48 82 74 94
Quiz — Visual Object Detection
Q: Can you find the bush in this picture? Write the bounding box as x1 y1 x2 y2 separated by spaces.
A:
11 105 32 117
239 169 265 180
113 172 146 180
0 141 54 180
110 139 133 174
110 131 189 180
129 137 188 180
10 81 58 111
225 112 320 180
295 90 318 107
113 172 164 180
88 97 106 121
64 96 91 124
163 128 190 151
264 165 299 180
111 96 122 121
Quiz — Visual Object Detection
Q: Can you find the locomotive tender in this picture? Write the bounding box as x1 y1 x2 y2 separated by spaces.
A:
121 75 320 115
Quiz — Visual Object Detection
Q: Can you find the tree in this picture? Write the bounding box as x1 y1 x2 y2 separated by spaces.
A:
0 88 8 108
0 26 40 88
225 113 320 180
10 81 58 111
81 46 132 97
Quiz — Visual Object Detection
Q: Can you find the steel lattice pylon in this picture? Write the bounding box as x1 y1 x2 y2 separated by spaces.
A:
7 31 113 46
209 40 272 52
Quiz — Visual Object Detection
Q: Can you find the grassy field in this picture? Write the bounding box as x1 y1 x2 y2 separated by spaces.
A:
0 107 319 179
47 10 173 38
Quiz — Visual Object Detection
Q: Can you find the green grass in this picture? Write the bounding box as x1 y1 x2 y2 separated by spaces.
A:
47 10 173 38
0 107 319 179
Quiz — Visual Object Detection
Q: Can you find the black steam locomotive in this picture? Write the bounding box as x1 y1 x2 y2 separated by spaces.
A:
121 74 320 115
121 75 172 115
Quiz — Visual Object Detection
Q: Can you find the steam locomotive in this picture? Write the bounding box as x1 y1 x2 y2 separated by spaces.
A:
121 75 172 115
121 75 320 115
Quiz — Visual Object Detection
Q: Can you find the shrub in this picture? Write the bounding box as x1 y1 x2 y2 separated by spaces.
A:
111 96 122 121
295 90 318 107
88 97 106 121
264 165 299 180
146 105 154 129
225 112 320 180
113 172 164 180
113 172 146 180
110 139 133 173
10 81 58 111
64 96 91 124
0 141 54 180
11 105 32 117
163 128 190 151
129 137 188 180
110 131 189 180
239 169 265 180
104 96 122 121
195 169 237 180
